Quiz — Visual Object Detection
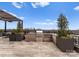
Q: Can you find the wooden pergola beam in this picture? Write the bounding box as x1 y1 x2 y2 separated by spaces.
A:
0 9 23 33
0 9 22 21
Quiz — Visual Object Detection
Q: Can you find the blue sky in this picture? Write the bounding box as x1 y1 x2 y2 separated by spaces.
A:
0 2 79 30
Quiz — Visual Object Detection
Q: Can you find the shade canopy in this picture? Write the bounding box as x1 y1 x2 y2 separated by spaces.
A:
0 9 23 33
0 9 22 22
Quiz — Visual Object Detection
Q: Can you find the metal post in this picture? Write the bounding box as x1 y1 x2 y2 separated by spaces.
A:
4 21 7 33
21 20 23 29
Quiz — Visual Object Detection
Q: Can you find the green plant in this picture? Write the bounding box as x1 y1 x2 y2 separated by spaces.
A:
57 14 70 38
12 29 23 34
0 29 3 32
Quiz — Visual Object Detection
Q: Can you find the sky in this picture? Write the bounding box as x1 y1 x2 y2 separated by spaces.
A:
0 2 79 30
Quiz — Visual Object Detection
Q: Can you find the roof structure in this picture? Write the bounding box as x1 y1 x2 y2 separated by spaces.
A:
0 9 23 33
0 9 22 22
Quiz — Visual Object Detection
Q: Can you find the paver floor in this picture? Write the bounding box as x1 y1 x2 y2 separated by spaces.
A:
0 37 79 57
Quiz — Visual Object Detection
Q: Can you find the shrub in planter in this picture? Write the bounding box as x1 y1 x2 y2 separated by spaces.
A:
15 33 24 41
9 29 24 41
15 29 24 41
0 29 4 37
9 32 16 41
56 14 74 52
56 36 74 52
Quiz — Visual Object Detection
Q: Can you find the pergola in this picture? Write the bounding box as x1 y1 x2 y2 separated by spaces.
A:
0 9 23 33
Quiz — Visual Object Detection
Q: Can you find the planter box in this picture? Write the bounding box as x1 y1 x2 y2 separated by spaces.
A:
9 33 24 41
9 33 16 41
15 34 24 41
56 37 74 52
0 32 3 37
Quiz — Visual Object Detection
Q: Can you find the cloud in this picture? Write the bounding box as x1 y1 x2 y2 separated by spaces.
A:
12 2 24 8
46 19 51 22
35 22 55 25
19 16 24 20
31 2 50 8
74 6 79 11
34 19 57 29
35 19 57 25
